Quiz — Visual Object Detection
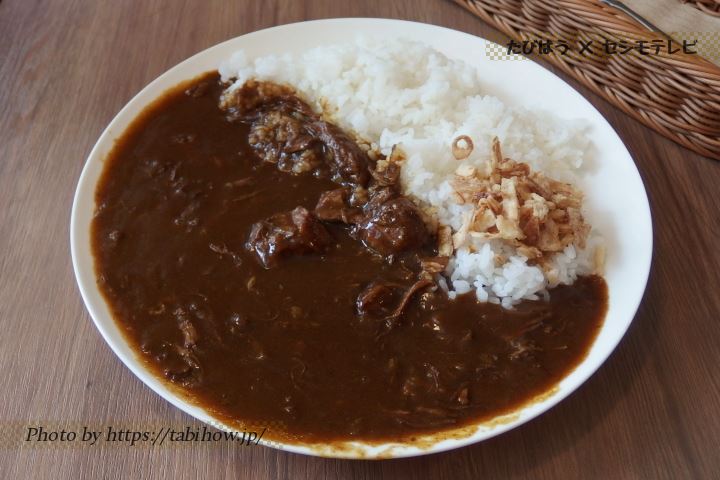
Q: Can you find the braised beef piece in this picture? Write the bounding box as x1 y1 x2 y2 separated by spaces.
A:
248 110 325 175
315 186 429 257
357 188 430 257
314 188 363 224
304 120 371 186
221 80 370 186
221 81 315 119
246 206 332 268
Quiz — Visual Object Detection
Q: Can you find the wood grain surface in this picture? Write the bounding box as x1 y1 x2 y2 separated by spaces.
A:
1 0 719 478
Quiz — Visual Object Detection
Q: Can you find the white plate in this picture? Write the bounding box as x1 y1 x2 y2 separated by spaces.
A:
71 18 653 459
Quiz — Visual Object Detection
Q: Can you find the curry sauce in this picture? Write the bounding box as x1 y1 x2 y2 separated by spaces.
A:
92 73 607 443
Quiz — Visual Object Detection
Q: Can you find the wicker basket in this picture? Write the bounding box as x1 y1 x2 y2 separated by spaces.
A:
453 0 720 160
684 0 720 17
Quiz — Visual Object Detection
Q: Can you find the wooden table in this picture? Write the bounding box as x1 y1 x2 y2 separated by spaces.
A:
1 0 718 478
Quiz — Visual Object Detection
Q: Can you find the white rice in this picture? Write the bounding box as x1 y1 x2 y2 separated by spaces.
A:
220 37 602 307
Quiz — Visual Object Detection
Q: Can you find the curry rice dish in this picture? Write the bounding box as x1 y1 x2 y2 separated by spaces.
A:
91 71 607 443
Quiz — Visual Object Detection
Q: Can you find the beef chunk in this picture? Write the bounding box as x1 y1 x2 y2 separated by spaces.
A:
248 110 324 174
314 188 363 224
246 207 332 268
357 189 430 256
305 121 370 186
220 80 314 120
221 80 370 186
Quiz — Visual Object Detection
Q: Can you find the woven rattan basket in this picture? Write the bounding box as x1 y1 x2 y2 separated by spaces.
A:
453 0 720 160
684 0 720 17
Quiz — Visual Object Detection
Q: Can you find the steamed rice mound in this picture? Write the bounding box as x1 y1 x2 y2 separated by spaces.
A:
220 37 604 307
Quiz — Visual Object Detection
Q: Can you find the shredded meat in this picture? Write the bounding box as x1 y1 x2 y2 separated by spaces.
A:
246 206 332 268
159 307 202 387
175 307 198 348
356 281 402 318
357 278 434 334
384 278 434 326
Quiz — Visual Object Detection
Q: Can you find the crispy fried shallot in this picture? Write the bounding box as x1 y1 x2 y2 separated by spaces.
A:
449 137 594 270
451 135 474 160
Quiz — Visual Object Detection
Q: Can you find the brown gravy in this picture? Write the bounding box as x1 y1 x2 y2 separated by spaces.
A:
92 72 608 443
